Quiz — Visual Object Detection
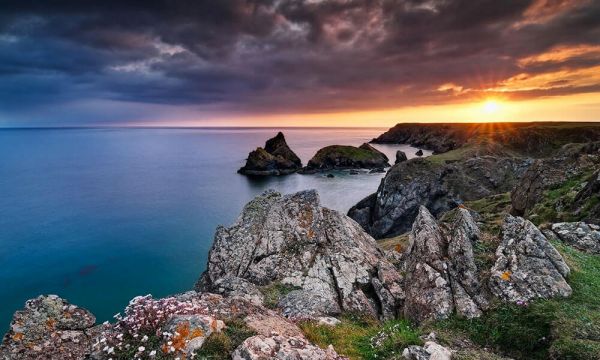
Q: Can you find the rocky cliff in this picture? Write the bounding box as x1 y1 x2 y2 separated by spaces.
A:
238 132 302 176
2 188 591 360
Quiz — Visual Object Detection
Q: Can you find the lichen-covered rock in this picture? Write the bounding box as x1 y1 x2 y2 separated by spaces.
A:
489 216 572 303
402 341 452 360
403 207 487 324
549 222 600 254
303 144 390 171
0 295 96 360
163 314 225 354
232 335 345 360
238 132 302 176
211 276 265 305
197 190 405 320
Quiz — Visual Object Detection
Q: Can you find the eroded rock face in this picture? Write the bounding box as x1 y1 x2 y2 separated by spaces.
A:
0 295 96 360
197 190 405 320
238 132 302 176
211 276 265 305
403 206 487 324
489 216 572 303
232 335 346 360
549 222 600 254
349 157 528 239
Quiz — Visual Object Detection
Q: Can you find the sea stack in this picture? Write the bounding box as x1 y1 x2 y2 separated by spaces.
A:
238 132 302 176
302 143 390 172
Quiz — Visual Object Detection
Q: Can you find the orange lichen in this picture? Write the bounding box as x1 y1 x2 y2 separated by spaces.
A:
394 244 403 253
501 271 512 281
191 328 204 339
12 332 24 341
46 319 56 329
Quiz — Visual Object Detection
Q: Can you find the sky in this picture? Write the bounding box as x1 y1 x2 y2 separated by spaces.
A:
1 0 600 127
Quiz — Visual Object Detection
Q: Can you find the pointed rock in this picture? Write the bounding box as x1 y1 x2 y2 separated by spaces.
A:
238 132 302 176
198 190 404 320
489 215 572 303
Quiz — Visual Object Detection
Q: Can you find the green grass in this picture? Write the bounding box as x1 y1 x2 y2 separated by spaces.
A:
299 314 421 360
194 318 257 359
312 145 382 162
259 282 301 309
433 241 600 360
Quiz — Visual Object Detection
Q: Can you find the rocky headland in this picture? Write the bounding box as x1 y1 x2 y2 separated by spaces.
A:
238 132 302 176
3 122 600 360
301 143 390 173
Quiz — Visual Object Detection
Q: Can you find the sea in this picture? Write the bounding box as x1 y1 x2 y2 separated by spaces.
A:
0 127 431 329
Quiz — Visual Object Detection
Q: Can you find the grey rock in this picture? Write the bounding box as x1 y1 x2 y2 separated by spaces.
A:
403 207 487 324
396 150 408 164
163 314 225 355
197 190 405 320
550 222 600 253
402 341 452 360
0 295 96 360
210 276 265 305
232 335 346 360
489 216 572 303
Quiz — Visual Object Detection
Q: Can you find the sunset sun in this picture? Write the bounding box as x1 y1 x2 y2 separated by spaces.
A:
483 100 501 114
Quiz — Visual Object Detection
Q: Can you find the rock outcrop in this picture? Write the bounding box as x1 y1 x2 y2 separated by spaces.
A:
232 335 345 360
302 143 390 172
396 150 408 164
238 132 302 176
0 295 97 360
489 216 572 303
547 222 600 254
349 157 528 239
197 190 404 320
402 341 452 360
402 206 488 324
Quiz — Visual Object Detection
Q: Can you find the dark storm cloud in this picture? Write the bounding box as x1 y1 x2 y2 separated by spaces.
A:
1 0 600 124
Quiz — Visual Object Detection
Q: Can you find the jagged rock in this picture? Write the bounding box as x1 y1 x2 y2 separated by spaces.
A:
396 150 408 164
163 314 225 354
572 169 600 223
348 156 529 239
489 216 572 303
402 341 452 360
211 276 265 305
197 190 405 320
232 335 345 360
238 132 302 176
549 222 600 254
403 207 487 324
0 295 96 360
302 144 390 171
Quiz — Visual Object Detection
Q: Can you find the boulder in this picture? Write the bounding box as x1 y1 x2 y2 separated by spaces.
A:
549 222 600 254
0 295 96 360
302 144 390 172
402 341 452 360
396 150 408 164
238 132 302 176
415 149 424 156
163 314 225 354
348 157 528 239
489 216 572 303
403 207 487 324
197 190 405 320
232 335 345 360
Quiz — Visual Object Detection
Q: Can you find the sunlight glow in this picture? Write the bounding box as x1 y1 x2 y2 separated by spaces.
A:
483 100 501 114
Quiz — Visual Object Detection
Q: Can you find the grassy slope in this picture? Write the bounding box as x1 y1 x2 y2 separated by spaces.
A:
312 145 382 162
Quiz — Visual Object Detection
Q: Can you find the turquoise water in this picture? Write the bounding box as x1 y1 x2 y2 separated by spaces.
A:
0 127 428 329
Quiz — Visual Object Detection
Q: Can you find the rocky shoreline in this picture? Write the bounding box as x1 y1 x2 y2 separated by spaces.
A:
3 122 600 360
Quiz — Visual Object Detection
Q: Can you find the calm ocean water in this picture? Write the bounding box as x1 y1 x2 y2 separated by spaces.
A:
0 127 429 329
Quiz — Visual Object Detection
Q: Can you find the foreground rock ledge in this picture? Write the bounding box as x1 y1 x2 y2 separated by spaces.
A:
197 189 405 320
